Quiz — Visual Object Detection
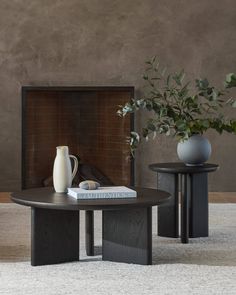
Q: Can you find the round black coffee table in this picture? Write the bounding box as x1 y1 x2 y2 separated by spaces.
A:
149 163 219 244
11 187 170 266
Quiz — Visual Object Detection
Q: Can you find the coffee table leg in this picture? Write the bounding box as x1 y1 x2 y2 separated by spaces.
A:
157 173 179 238
85 210 94 256
189 173 208 238
31 207 80 266
102 207 152 265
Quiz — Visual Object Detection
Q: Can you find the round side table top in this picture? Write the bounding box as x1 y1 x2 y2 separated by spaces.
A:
149 162 219 174
11 187 170 211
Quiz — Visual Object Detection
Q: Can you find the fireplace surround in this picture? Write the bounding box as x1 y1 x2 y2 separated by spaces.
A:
22 86 134 189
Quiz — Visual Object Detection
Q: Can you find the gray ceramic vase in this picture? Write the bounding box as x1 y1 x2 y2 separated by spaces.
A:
177 135 212 166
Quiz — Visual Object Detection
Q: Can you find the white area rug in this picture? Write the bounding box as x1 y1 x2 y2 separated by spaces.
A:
0 204 236 294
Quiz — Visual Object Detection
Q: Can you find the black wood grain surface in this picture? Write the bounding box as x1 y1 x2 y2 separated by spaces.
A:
11 187 170 211
31 208 80 266
102 207 152 265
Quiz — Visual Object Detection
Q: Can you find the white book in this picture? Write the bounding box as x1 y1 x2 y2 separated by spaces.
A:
67 186 137 199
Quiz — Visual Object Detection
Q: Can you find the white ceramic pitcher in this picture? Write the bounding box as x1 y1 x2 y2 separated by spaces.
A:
53 146 78 193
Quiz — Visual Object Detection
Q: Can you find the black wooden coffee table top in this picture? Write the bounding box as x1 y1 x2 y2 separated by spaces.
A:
11 187 170 211
149 162 219 174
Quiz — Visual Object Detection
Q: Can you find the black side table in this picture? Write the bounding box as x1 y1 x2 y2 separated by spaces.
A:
149 163 219 243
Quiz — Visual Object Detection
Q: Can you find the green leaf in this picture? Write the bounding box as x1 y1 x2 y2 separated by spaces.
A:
201 120 210 128
147 122 156 131
161 67 167 76
166 74 171 86
160 107 167 117
176 120 186 131
179 69 185 83
225 73 236 88
212 91 219 100
146 100 153 111
135 99 146 108
196 78 209 90
150 55 157 64
232 100 236 108
172 74 181 86
154 62 159 72
142 128 149 138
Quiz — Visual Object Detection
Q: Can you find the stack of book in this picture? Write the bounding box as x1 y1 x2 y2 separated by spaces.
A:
67 186 137 199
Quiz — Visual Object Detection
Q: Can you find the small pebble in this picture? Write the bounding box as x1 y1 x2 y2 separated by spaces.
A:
79 180 100 190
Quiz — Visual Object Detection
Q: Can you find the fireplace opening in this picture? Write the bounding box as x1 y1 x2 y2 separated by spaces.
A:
22 86 134 189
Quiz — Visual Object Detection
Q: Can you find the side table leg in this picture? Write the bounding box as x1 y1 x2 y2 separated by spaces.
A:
181 174 190 244
102 207 152 265
189 173 208 238
31 208 80 266
85 210 94 256
157 173 179 238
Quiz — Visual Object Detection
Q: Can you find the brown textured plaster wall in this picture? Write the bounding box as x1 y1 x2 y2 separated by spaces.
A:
0 0 235 191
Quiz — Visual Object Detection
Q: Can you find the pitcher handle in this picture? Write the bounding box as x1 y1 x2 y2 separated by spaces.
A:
69 155 78 181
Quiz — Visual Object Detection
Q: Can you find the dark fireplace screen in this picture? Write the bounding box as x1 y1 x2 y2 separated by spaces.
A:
22 86 134 189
